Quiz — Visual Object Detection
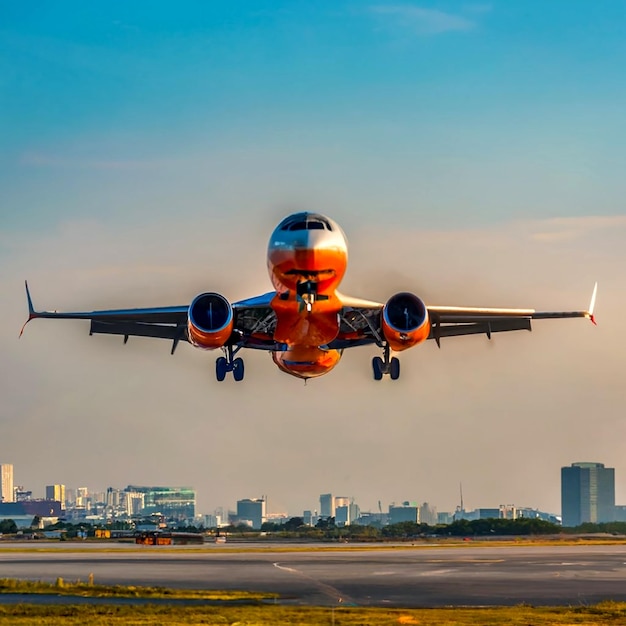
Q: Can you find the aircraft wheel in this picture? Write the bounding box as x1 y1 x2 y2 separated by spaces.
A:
390 357 400 380
372 356 384 381
233 357 245 382
216 357 228 382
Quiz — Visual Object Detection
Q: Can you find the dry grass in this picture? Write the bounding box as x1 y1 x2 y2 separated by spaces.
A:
0 578 275 601
1 602 626 625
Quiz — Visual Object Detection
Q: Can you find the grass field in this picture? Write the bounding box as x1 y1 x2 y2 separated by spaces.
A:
1 602 626 625
1 579 626 624
0 578 275 601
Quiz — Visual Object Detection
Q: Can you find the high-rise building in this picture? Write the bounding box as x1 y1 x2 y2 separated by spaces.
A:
561 462 615 526
389 502 419 524
419 502 438 525
127 485 196 521
0 464 14 503
124 491 145 516
336 502 360 526
319 493 334 518
46 485 66 509
236 498 266 529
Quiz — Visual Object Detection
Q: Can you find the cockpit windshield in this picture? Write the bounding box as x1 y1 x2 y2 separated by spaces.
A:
278 213 333 232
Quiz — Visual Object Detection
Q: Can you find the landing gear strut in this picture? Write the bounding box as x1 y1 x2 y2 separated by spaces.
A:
215 346 245 382
372 345 400 381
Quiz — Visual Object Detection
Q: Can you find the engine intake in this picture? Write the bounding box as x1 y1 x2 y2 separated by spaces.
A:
382 292 431 351
188 292 234 350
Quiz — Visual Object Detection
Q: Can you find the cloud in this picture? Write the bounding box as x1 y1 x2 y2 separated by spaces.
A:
369 5 476 35
528 216 626 243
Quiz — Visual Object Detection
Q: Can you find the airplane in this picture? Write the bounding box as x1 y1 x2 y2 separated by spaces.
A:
20 212 597 382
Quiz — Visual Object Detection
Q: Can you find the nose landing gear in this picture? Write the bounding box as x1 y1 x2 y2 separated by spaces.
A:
216 346 245 382
372 345 400 381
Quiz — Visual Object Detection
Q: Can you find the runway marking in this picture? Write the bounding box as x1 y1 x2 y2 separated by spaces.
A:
426 558 504 563
421 569 454 576
273 562 358 606
272 563 298 574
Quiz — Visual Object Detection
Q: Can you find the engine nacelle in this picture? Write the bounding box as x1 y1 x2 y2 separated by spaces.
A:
187 292 234 350
382 292 431 352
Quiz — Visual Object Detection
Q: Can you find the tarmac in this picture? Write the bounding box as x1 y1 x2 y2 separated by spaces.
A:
1 541 626 607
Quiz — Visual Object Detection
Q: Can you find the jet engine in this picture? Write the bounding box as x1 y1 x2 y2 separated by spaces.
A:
382 292 431 351
187 293 234 350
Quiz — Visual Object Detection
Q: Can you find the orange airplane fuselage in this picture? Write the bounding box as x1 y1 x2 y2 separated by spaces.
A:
266 213 348 379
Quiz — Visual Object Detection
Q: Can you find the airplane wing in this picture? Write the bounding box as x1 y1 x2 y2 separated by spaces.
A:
22 281 596 353
20 282 278 354
333 284 597 349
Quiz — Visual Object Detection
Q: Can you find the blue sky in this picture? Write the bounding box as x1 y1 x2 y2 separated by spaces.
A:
1 3 625 514
2 1 625 233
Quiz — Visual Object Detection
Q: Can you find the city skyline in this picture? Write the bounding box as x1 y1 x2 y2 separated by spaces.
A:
3 458 625 521
1 3 625 517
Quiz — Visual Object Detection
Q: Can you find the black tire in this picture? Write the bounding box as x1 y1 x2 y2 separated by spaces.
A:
390 357 400 380
216 357 228 382
233 357 245 382
372 356 384 381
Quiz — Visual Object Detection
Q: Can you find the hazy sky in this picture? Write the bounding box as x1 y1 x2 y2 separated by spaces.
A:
1 2 625 517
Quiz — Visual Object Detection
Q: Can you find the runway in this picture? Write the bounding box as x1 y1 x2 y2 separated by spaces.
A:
1 542 626 607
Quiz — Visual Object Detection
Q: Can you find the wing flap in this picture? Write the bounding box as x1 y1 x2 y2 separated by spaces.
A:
430 317 532 339
90 320 188 341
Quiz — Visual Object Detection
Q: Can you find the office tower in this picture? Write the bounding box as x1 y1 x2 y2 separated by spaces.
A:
0 464 14 503
419 502 438 525
236 498 266 529
319 493 334 518
124 491 145 516
127 486 196 521
561 462 615 526
389 502 419 524
46 484 66 509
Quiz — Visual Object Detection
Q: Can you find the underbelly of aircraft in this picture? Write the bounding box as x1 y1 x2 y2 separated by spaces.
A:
272 346 342 379
269 292 343 379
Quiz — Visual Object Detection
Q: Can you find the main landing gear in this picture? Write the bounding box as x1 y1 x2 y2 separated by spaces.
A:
372 345 400 381
215 346 245 382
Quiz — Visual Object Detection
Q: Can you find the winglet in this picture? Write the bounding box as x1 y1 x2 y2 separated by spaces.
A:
19 280 38 338
587 282 598 326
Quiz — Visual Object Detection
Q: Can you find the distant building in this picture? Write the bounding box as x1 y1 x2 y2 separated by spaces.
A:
123 490 145 516
499 504 517 520
561 462 615 526
106 487 122 509
477 508 500 519
353 512 387 527
46 485 66 509
389 502 419 524
0 500 62 517
419 502 438 525
14 487 32 502
0 464 14 503
335 502 360 526
513 507 559 523
437 511 453 525
236 498 266 529
319 493 334 518
127 485 196 521
203 514 218 528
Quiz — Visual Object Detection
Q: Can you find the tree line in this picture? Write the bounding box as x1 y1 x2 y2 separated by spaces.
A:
4 517 626 539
